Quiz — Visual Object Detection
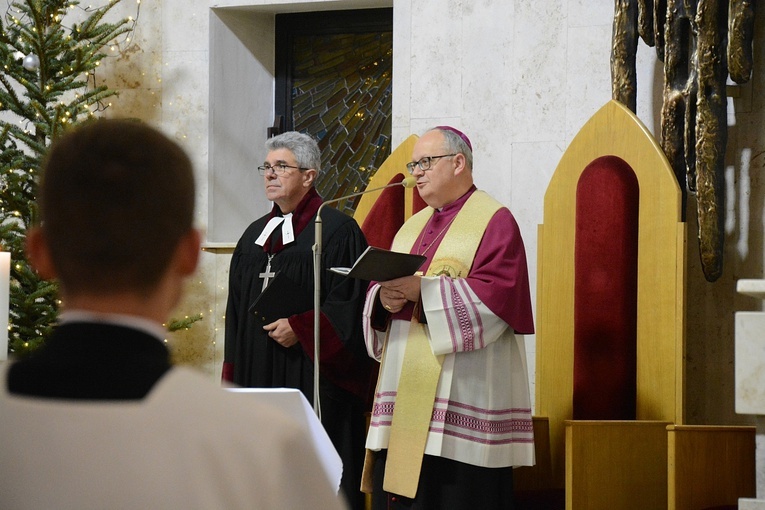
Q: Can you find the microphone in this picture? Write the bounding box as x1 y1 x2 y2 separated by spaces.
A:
402 175 418 189
321 175 417 211
310 174 415 417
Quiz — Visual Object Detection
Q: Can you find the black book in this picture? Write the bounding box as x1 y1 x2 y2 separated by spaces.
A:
329 246 427 282
248 271 313 324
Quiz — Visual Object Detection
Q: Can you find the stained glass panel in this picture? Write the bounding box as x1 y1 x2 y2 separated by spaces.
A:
291 30 393 215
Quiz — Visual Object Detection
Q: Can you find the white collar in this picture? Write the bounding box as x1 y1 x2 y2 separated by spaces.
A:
254 212 294 247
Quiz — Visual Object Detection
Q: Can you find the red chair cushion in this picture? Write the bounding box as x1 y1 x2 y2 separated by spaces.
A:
573 156 640 420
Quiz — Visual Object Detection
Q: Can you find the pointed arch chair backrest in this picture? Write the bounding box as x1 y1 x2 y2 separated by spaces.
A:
353 134 426 248
535 100 687 486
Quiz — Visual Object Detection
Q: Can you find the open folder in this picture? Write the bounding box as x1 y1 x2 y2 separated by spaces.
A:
329 246 426 282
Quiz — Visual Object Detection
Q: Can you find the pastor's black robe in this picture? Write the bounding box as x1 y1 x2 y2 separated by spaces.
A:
224 188 372 510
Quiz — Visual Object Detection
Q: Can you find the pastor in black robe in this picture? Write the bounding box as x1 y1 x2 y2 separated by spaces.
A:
224 188 372 510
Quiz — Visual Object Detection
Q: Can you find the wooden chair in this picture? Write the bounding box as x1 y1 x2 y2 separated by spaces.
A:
531 100 754 509
353 134 421 243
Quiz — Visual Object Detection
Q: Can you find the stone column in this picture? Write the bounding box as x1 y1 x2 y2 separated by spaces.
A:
736 279 765 510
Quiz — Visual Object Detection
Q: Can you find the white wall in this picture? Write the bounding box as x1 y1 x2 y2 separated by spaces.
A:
95 0 764 425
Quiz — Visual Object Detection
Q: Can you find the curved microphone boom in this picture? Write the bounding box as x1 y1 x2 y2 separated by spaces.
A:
311 174 416 417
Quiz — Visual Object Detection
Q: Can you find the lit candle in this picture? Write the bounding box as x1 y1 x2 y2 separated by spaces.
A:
0 252 9 361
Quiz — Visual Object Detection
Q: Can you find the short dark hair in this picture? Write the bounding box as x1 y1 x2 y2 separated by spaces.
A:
37 119 196 296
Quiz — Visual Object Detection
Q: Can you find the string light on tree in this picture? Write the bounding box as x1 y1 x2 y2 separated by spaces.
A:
0 0 142 356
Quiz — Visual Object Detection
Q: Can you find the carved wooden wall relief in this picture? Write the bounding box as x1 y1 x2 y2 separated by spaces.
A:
612 0 756 282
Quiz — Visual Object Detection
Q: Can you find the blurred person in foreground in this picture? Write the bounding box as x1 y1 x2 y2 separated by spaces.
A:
0 119 346 510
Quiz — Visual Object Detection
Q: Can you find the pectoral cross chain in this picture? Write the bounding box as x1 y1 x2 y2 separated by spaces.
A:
260 254 276 291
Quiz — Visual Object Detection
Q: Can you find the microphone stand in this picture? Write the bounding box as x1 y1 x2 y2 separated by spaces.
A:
311 176 416 418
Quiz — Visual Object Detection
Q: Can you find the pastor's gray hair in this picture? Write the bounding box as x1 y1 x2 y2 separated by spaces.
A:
265 131 322 175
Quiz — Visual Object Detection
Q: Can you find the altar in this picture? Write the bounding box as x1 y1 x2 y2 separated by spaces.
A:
225 387 343 492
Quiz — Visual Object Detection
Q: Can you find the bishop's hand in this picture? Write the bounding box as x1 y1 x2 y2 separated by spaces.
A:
379 275 421 313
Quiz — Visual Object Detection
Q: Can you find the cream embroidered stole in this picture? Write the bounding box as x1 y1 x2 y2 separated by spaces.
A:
382 191 502 498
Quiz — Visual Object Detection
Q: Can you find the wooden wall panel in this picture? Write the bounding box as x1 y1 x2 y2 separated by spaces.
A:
668 425 755 510
565 421 669 510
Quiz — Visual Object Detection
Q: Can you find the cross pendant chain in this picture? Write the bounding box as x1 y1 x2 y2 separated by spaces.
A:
259 254 276 291
417 216 456 258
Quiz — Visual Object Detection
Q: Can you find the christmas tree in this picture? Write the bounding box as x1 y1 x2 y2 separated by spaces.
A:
0 0 134 356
